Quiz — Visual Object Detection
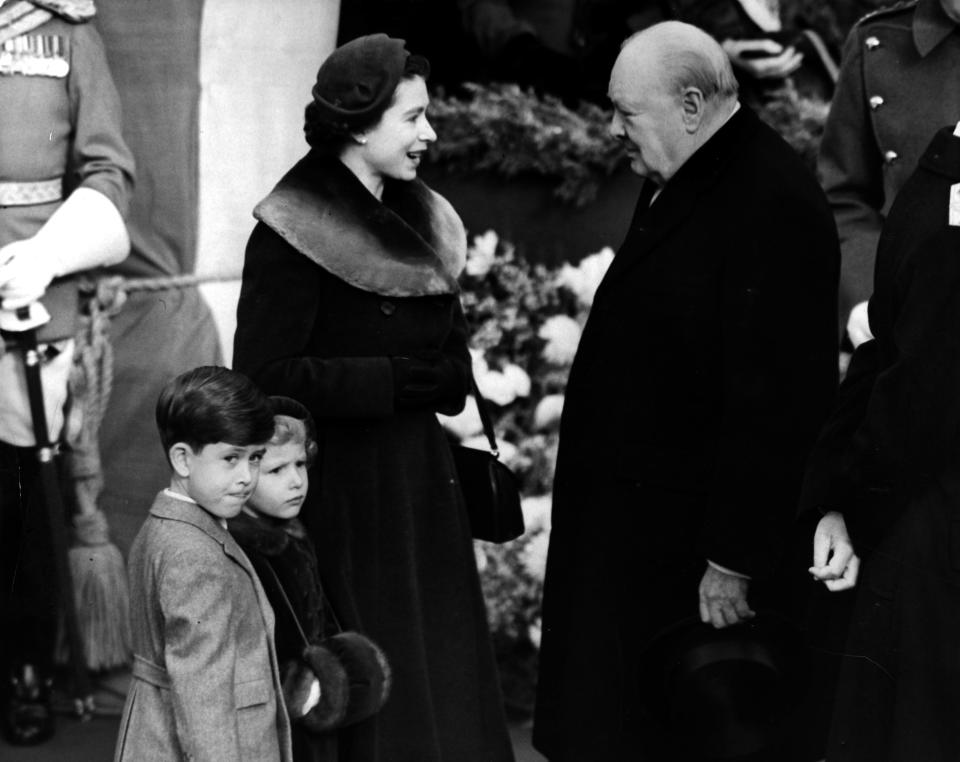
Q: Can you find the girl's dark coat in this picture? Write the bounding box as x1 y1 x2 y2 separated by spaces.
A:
233 153 514 762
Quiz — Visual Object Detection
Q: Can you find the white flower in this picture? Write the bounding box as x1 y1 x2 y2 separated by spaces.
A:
437 395 483 440
476 368 518 406
556 246 614 308
521 494 552 533
533 394 564 431
528 618 543 649
470 347 489 378
501 363 531 398
465 230 499 277
539 314 582 365
473 542 489 573
520 530 551 582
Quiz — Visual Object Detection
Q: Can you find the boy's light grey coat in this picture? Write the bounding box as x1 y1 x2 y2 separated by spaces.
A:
115 491 293 761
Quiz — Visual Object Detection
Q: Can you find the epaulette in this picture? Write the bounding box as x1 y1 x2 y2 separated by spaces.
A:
855 0 917 27
31 1 95 23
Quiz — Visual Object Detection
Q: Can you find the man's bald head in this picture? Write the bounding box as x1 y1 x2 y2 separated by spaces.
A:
607 21 739 184
617 21 738 105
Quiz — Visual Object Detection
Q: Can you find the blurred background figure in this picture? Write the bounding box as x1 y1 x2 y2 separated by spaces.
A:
818 0 960 347
0 0 134 746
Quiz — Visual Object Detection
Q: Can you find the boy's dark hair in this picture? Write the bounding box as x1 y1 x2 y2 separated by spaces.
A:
156 366 275 458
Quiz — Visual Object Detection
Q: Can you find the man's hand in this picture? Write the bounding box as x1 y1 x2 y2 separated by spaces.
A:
846 300 873 348
0 238 61 310
722 38 803 79
699 564 755 629
809 511 860 591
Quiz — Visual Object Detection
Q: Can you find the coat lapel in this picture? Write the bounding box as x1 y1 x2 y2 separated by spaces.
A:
254 152 466 298
149 493 277 640
603 107 757 284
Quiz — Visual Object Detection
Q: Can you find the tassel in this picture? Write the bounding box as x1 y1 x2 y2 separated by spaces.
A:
57 510 131 671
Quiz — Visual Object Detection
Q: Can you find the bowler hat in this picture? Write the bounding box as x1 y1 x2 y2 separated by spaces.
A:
637 612 809 761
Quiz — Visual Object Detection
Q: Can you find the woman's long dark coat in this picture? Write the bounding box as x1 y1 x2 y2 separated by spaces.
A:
233 154 514 762
800 127 960 762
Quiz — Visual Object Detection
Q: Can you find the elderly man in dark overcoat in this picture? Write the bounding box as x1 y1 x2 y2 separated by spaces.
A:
803 123 960 762
533 21 840 760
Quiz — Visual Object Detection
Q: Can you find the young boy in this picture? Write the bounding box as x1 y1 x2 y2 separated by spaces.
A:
114 366 293 762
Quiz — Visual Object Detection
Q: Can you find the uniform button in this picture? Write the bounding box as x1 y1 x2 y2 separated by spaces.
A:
869 95 885 110
883 150 899 164
572 30 586 49
380 301 396 316
865 35 880 50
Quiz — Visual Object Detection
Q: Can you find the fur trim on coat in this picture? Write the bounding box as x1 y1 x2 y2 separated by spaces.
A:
254 152 466 298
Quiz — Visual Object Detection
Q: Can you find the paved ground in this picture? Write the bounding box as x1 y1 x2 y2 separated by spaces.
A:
1 699 547 761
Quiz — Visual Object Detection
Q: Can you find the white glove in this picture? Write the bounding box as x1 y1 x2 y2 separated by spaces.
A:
0 238 62 310
721 38 803 79
846 300 873 348
300 678 321 716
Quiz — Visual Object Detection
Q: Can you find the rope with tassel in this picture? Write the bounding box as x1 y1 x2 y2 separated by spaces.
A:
56 271 237 672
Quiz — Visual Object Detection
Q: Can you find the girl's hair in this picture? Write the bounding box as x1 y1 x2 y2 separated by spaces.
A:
270 414 319 466
304 54 431 155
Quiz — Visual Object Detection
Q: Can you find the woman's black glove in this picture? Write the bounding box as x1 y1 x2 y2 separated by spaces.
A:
390 354 461 410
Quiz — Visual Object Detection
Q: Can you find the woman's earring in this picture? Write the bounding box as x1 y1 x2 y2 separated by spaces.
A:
354 135 368 145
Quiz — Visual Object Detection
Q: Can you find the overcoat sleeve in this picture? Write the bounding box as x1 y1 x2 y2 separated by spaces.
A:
66 23 135 215
233 224 395 419
159 546 243 761
701 184 840 577
801 219 960 545
818 27 883 314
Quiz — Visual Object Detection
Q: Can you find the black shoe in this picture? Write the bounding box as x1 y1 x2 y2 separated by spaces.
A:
2 664 55 746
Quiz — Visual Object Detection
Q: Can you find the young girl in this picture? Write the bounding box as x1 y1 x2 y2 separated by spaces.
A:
229 396 388 762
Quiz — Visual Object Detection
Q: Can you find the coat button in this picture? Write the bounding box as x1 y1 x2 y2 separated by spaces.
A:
865 35 880 50
380 301 396 316
883 150 899 164
869 95 884 110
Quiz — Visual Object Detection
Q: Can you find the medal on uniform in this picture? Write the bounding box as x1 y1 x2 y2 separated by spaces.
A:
0 34 68 77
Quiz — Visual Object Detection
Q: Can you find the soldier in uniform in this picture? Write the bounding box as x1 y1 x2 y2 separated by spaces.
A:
819 0 960 344
0 0 133 746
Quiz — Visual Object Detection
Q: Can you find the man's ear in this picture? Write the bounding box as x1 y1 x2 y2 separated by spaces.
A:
680 87 706 132
169 442 193 478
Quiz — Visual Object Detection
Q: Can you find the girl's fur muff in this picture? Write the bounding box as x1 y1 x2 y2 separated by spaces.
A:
282 632 392 733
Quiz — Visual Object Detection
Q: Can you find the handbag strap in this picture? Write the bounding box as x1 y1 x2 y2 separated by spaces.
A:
258 554 345 643
469 374 500 456
258 559 311 652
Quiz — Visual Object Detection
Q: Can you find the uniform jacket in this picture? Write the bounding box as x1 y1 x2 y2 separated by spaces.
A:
818 0 960 325
233 154 515 762
0 2 134 444
115 491 293 762
802 126 960 762
534 106 840 760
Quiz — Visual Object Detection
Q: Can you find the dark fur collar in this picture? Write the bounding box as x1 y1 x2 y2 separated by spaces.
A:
228 510 295 557
254 152 466 297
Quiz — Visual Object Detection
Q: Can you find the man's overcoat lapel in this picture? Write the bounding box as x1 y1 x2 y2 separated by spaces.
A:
603 109 745 285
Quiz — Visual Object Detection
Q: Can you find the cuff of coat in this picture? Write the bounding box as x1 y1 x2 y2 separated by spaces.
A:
707 559 751 580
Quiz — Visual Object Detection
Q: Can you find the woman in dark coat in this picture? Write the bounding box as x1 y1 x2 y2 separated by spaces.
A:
232 34 514 762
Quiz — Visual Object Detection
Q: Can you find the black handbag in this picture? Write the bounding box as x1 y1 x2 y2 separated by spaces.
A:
450 377 525 543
